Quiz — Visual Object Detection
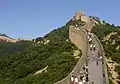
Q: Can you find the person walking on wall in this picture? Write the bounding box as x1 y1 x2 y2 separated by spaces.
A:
74 76 78 84
90 44 93 51
93 45 96 51
96 61 99 66
71 76 74 84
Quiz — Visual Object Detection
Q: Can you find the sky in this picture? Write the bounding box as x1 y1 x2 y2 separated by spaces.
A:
0 0 120 38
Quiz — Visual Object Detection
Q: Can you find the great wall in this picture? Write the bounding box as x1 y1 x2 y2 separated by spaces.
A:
55 12 109 84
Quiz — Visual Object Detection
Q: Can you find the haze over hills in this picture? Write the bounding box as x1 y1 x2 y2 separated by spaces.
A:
0 33 32 43
0 11 120 84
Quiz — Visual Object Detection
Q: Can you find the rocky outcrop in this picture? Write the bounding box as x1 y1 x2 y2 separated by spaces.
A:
116 45 120 50
103 32 117 41
106 58 119 84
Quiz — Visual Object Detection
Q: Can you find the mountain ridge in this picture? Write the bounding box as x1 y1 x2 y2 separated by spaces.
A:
0 11 119 84
0 34 32 43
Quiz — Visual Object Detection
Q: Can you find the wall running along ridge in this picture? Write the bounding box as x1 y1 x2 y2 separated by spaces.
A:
54 26 88 84
55 20 109 84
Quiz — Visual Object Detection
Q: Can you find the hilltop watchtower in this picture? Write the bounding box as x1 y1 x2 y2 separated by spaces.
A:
73 11 85 21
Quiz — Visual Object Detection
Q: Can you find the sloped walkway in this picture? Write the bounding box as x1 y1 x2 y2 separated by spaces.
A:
75 33 104 84
87 35 104 84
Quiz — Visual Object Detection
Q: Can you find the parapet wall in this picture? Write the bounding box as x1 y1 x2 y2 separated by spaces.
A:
54 26 88 84
81 16 90 23
69 27 87 55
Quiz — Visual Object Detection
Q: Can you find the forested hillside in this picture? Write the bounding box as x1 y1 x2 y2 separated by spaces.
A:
92 22 120 84
0 25 81 84
0 41 34 60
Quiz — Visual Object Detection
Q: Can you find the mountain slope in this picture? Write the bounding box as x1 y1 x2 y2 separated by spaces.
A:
0 41 34 60
0 25 81 84
0 33 32 43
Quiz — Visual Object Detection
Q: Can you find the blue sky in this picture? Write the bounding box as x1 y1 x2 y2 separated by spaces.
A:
0 0 120 38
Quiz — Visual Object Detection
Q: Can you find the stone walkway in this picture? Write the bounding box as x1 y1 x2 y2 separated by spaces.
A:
87 35 103 84
75 32 104 84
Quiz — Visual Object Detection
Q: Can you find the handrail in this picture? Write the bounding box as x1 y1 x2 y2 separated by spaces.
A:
93 34 109 84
